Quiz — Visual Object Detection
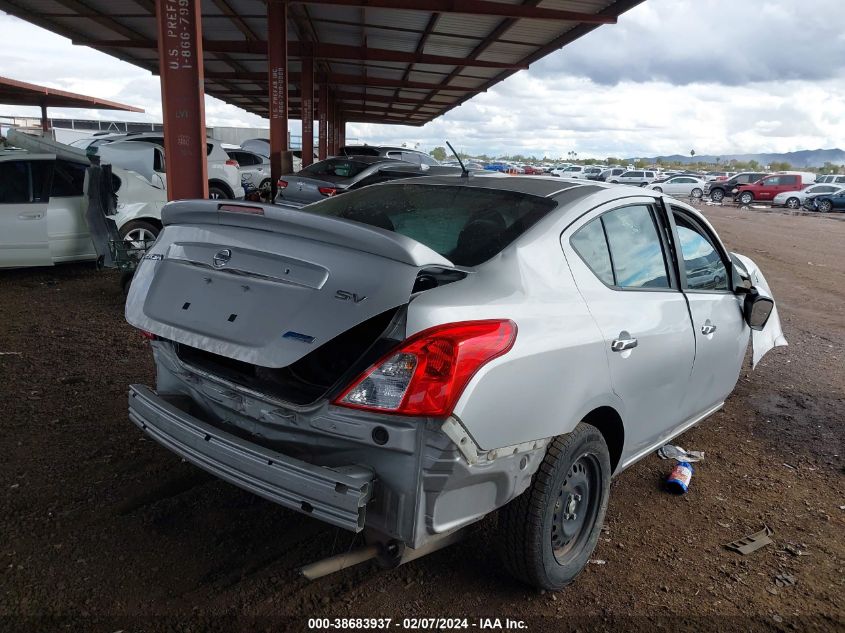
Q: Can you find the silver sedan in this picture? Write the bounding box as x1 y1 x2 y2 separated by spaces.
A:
647 175 706 198
125 178 785 590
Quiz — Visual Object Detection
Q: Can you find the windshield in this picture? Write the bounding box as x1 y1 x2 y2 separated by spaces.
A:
300 158 372 179
304 183 556 267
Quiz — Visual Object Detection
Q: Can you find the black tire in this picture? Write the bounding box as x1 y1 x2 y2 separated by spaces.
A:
785 197 800 209
498 423 611 590
739 191 754 205
119 220 160 246
208 185 230 200
652 186 663 193
691 187 703 199
710 188 725 202
120 270 135 296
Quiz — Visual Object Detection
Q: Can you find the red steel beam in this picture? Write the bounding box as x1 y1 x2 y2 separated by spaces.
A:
72 39 526 68
318 81 328 160
205 71 478 92
294 0 616 23
156 0 208 200
301 48 314 168
267 0 289 192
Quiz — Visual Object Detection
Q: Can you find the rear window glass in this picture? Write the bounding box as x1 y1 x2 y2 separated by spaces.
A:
305 183 556 267
301 158 371 179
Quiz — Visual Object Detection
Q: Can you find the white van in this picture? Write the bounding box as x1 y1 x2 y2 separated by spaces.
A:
0 150 166 268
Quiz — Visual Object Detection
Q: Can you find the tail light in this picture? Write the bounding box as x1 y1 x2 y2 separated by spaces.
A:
225 159 240 168
318 187 338 197
277 179 288 189
334 320 516 417
140 330 157 341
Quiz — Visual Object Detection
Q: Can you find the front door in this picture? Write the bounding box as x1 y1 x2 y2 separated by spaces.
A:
669 205 749 417
0 155 54 268
563 200 696 463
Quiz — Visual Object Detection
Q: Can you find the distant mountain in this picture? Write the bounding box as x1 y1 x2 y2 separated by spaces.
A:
626 149 845 168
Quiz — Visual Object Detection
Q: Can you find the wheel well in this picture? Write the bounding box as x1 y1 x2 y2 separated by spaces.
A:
208 179 234 197
582 407 624 473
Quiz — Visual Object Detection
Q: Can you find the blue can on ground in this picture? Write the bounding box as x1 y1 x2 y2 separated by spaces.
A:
666 461 693 494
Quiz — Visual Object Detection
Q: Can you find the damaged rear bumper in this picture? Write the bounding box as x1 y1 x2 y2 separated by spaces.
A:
128 384 373 532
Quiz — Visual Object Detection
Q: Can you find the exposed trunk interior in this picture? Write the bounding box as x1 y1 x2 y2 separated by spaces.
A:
175 306 405 406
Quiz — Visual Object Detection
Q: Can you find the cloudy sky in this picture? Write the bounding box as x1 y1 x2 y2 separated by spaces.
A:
1 0 843 159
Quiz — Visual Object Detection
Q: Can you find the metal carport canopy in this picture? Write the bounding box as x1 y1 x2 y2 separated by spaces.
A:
0 74 144 131
0 0 643 127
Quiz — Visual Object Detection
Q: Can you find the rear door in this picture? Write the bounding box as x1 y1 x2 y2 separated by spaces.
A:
0 155 53 267
668 204 747 416
563 200 696 461
46 159 96 261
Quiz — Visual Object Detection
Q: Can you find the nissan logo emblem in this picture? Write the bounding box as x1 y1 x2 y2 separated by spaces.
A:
212 248 232 268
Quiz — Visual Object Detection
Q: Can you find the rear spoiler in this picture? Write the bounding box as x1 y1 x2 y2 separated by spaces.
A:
161 199 454 268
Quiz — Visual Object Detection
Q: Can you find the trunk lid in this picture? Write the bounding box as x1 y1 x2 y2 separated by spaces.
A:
125 200 453 368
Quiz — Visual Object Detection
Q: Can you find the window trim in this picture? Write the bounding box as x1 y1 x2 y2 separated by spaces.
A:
568 202 680 293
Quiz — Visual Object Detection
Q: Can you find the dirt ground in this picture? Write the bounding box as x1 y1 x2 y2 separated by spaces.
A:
1 204 842 632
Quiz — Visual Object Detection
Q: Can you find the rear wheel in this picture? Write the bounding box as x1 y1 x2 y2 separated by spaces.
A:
119 220 160 248
691 187 703 198
208 185 230 200
785 197 801 209
739 191 754 205
498 423 611 590
710 188 725 202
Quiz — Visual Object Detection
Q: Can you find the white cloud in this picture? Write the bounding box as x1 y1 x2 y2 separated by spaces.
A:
2 0 843 159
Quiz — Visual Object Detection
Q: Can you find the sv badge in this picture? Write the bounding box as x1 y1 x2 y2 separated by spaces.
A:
334 290 367 303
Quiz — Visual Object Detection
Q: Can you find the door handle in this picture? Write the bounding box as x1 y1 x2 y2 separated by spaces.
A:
18 212 43 220
701 324 717 335
611 337 638 352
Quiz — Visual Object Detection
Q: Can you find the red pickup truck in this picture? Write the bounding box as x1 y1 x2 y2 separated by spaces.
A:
734 173 813 204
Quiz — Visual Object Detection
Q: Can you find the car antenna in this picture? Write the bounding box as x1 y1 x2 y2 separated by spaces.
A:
446 141 469 179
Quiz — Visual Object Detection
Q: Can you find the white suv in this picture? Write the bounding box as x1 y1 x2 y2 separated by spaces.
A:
609 170 658 186
71 133 244 199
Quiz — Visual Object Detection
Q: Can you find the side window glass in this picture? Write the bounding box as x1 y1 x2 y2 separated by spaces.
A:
602 205 670 289
0 161 31 203
570 217 614 286
673 212 728 291
51 160 86 197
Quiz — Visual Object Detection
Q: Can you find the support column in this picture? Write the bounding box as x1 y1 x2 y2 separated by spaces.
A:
300 49 314 168
156 0 208 201
338 117 346 148
318 81 328 160
326 93 335 157
40 102 49 134
267 0 290 192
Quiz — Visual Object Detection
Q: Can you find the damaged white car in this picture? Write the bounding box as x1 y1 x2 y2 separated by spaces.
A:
125 177 785 589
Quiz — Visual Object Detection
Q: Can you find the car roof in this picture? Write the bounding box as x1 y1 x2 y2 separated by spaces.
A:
381 174 609 199
321 155 401 165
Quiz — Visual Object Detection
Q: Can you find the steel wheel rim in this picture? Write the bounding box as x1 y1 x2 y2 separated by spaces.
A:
209 191 221 199
711 190 724 201
819 200 831 212
551 453 600 564
741 193 752 204
786 198 799 209
692 188 703 198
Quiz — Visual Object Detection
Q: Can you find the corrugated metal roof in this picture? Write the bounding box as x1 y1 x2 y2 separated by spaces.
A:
0 0 645 125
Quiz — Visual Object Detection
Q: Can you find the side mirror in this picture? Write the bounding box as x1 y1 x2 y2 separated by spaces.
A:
743 287 774 331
